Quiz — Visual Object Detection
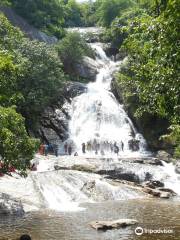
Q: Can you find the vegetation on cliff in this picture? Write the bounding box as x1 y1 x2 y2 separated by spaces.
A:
0 8 95 174
106 0 179 156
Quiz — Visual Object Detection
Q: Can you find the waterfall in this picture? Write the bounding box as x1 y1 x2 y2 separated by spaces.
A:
161 161 180 196
67 42 148 157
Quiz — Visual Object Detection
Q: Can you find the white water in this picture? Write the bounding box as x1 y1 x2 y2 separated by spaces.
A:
161 161 180 195
68 42 148 157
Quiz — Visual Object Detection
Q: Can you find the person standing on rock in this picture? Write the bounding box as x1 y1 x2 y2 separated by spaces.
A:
44 144 49 156
87 141 92 152
121 141 124 151
82 143 86 154
64 142 68 155
68 144 72 155
114 142 119 155
110 142 114 153
39 143 45 155
53 144 58 157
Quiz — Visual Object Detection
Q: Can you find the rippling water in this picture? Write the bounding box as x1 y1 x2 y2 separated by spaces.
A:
0 199 180 240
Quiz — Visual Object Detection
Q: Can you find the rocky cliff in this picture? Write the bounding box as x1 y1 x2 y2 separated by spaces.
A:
35 82 87 144
0 7 57 44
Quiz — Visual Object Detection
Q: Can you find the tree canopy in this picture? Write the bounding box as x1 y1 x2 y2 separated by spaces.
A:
110 0 180 155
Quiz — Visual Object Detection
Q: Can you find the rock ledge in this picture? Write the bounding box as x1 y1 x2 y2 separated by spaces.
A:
90 219 138 231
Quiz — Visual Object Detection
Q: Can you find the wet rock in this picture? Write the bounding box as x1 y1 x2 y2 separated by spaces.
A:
72 164 96 173
0 193 24 216
64 81 87 100
142 187 175 199
54 165 70 171
156 151 172 163
175 161 180 174
35 82 87 143
97 169 140 183
144 158 163 166
54 163 96 173
159 192 171 199
144 180 164 189
90 219 138 231
82 181 96 192
157 188 176 196
75 56 99 81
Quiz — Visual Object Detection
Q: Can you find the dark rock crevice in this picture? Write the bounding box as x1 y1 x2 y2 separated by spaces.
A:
34 82 87 144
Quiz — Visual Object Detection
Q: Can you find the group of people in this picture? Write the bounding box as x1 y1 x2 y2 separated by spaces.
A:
81 140 124 155
0 162 16 177
38 137 140 158
39 143 58 157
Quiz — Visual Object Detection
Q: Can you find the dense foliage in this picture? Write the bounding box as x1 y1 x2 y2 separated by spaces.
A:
0 0 98 37
110 0 180 156
95 0 134 27
0 13 68 173
0 107 39 176
56 31 94 75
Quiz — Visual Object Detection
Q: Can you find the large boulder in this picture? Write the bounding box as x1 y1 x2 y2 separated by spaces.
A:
97 169 140 183
156 150 172 162
90 219 138 231
175 161 180 174
75 56 99 81
142 187 175 199
0 193 24 216
144 180 164 189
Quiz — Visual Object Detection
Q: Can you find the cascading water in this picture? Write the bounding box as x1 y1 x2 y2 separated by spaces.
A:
161 161 180 196
68 42 147 157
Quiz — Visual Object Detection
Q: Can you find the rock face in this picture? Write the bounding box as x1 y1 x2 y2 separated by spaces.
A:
144 180 164 189
175 161 180 174
0 7 57 44
36 82 87 143
111 79 170 151
156 151 172 163
97 169 140 183
54 164 96 173
0 193 24 216
142 180 176 199
142 187 174 199
103 43 126 60
75 56 99 81
90 219 138 231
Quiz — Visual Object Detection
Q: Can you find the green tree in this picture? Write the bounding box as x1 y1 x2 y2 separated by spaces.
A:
0 13 68 129
115 0 180 153
10 0 66 38
0 52 23 107
96 0 133 27
16 39 67 128
0 107 39 176
65 0 83 27
57 31 94 74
